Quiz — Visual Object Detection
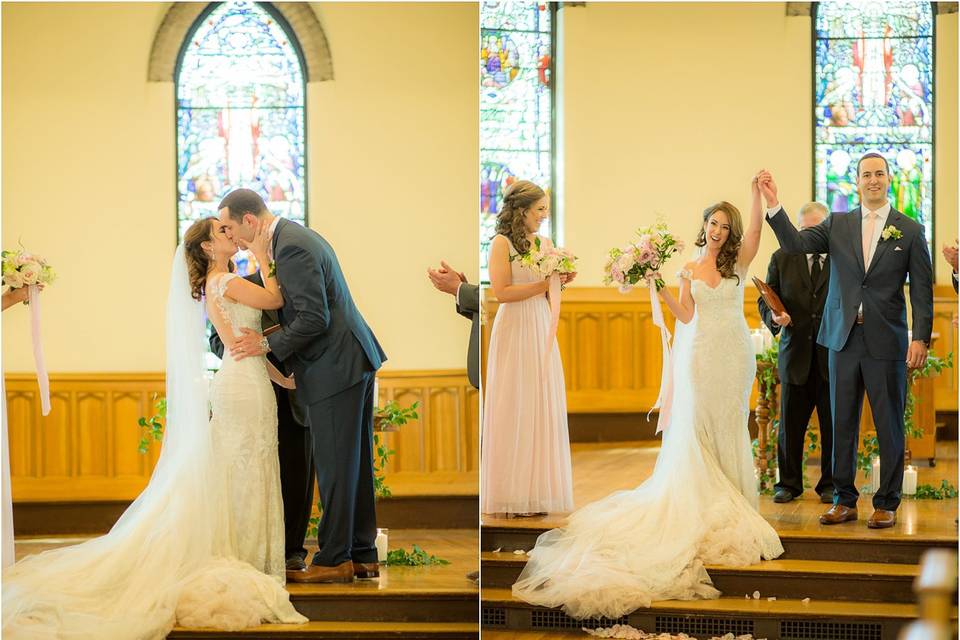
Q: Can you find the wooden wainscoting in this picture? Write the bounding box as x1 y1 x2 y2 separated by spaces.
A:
5 370 477 504
482 284 959 414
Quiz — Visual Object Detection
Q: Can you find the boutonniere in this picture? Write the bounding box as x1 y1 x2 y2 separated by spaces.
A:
880 225 902 241
268 261 277 277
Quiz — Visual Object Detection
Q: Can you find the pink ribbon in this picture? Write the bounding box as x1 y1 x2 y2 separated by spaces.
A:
28 285 50 416
544 273 562 369
647 281 673 434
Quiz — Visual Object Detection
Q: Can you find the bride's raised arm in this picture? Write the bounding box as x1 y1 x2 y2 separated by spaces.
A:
737 173 764 271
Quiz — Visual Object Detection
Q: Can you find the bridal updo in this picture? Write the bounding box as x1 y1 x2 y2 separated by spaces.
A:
494 180 546 255
694 201 744 283
183 217 234 302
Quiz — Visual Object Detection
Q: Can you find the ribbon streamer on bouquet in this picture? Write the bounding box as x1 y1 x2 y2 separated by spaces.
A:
544 273 562 370
647 281 673 434
28 285 51 416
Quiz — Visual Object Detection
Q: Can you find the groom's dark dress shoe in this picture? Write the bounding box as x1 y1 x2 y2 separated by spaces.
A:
773 489 795 503
819 504 858 525
286 560 354 583
867 509 897 529
819 489 834 504
354 562 380 579
285 557 307 572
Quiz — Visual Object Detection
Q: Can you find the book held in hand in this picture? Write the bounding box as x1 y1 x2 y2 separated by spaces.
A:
752 276 786 316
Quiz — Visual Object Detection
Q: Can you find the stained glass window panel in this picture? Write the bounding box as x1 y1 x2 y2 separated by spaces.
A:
814 1 934 252
177 1 306 274
480 1 554 279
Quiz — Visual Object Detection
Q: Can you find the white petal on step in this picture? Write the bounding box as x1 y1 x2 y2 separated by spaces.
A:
753 590 761 599
513 549 525 555
802 598 811 605
767 597 776 601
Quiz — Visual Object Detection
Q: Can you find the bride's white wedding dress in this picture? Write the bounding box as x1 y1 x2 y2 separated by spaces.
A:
513 269 784 620
2 247 306 639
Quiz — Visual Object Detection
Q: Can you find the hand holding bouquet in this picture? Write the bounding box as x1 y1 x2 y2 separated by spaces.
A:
515 237 578 279
2 249 56 292
603 222 684 293
2 246 55 416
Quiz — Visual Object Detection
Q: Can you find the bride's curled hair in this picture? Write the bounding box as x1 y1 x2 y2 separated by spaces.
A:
494 180 546 255
183 217 234 301
695 201 743 284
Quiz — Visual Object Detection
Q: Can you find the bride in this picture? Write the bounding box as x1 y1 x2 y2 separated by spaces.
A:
2 218 307 638
513 175 784 620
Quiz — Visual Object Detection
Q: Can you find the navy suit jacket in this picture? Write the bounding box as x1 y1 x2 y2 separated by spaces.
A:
266 218 386 405
766 206 933 361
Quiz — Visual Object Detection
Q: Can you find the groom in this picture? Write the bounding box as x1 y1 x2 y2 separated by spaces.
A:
760 155 933 529
219 189 387 582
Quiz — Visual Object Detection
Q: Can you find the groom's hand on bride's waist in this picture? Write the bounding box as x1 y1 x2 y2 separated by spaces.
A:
230 327 270 360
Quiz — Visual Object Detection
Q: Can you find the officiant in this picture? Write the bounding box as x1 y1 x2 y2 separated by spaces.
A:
758 202 833 504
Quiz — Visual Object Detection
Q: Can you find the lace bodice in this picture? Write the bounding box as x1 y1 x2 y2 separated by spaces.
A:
211 273 263 336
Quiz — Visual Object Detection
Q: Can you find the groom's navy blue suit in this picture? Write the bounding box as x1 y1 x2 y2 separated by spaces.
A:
767 205 932 512
267 217 386 567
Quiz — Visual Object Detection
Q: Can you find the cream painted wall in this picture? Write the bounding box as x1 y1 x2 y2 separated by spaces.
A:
558 3 957 286
2 2 478 372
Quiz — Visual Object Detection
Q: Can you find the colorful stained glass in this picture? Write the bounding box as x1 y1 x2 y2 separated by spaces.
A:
480 1 554 279
177 1 306 274
814 1 934 252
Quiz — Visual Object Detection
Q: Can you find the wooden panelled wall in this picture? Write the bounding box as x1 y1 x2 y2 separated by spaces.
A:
482 285 959 414
4 369 477 503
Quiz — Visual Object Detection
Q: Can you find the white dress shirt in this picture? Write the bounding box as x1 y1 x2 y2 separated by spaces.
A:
266 216 281 261
807 253 827 275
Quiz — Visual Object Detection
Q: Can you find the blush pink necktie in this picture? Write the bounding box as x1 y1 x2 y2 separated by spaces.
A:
862 211 877 269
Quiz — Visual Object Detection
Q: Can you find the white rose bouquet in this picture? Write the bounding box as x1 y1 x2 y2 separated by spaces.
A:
602 222 684 293
514 237 578 279
2 246 55 416
2 249 56 290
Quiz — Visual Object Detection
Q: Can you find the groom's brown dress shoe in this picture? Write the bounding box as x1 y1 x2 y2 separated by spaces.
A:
819 504 858 525
286 560 354 583
354 562 380 579
867 509 896 529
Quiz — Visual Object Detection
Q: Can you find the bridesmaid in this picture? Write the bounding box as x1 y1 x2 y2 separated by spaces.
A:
481 180 575 516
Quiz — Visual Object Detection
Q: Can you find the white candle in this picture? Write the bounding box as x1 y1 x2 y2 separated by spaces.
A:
903 465 918 496
761 325 773 350
775 467 780 483
374 377 380 408
752 331 764 355
871 456 881 492
375 528 388 562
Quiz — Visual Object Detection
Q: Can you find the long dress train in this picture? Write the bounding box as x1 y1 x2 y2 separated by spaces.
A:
513 272 783 619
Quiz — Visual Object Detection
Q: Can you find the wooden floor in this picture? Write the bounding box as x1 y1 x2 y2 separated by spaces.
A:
482 440 959 541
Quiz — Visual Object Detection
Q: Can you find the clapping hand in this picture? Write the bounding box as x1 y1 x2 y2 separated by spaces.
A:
427 260 466 296
942 241 958 273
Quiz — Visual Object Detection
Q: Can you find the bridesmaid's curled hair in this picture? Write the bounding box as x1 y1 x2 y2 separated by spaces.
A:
183 217 234 301
494 180 546 255
695 201 743 284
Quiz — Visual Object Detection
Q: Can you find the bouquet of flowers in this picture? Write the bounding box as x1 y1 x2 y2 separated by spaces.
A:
514 237 578 278
603 222 684 292
2 246 55 416
2 248 56 290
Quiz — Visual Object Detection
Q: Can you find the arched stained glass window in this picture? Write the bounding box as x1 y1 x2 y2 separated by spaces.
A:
814 1 934 252
177 1 306 274
480 1 555 280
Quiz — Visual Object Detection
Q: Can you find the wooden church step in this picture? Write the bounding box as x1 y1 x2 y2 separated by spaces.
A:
481 587 957 639
480 552 922 602
169 621 478 639
285 575 477 622
480 522 958 564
